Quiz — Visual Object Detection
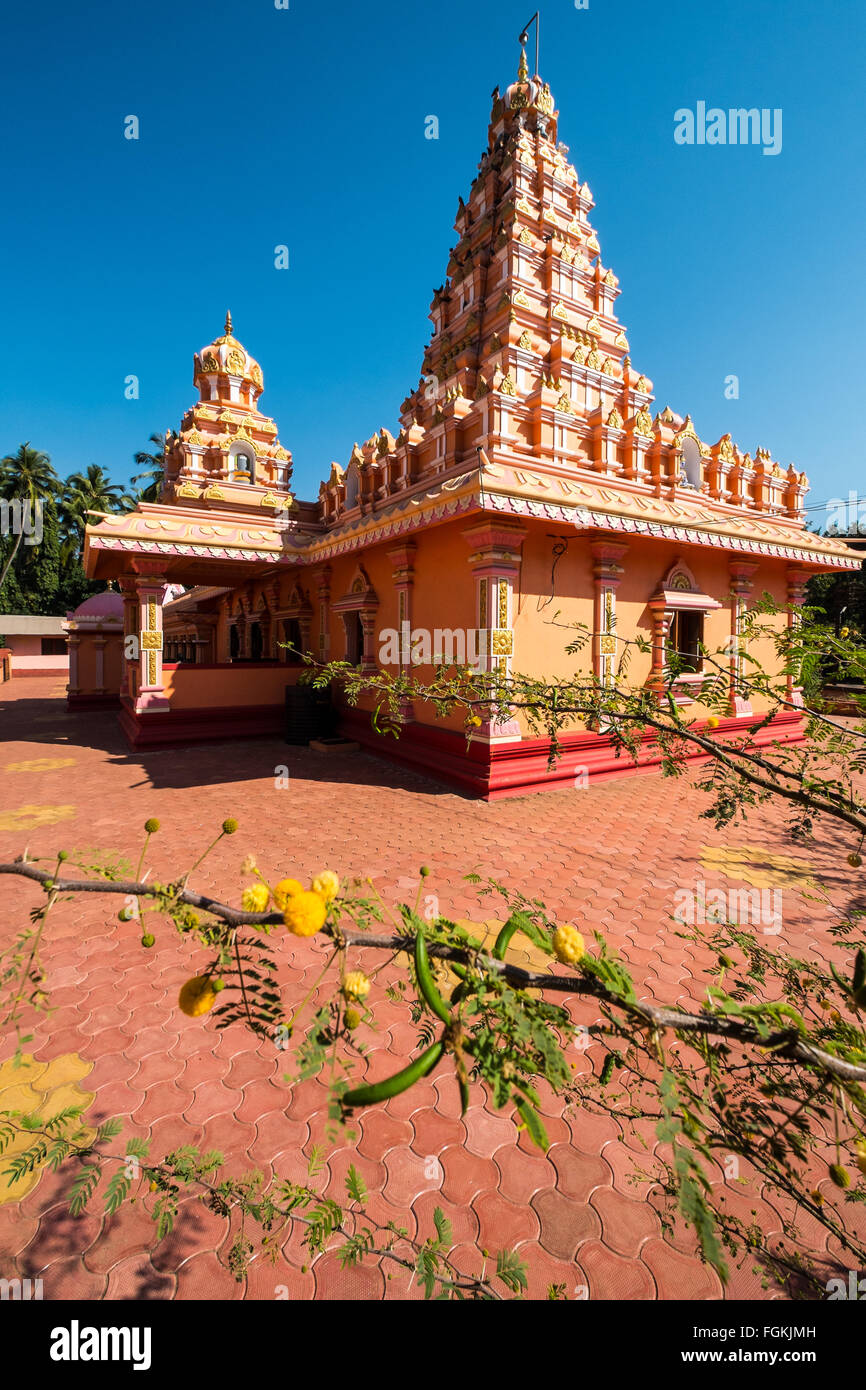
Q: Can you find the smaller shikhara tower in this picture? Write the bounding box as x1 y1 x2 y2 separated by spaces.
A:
319 44 806 521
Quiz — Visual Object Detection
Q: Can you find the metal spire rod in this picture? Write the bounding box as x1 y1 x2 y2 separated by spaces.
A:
519 11 540 77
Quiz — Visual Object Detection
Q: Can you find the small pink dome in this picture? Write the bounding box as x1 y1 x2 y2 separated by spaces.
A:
72 590 124 619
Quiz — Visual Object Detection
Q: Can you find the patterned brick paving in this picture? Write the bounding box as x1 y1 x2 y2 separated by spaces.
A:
0 676 863 1300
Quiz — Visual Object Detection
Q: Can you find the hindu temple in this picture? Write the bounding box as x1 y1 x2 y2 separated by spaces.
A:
79 46 861 797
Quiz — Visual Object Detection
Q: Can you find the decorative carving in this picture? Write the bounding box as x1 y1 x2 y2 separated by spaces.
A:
498 580 508 627
607 406 623 428
491 629 514 656
141 630 163 650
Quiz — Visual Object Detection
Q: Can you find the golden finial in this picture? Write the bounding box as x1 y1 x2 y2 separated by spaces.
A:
517 44 529 81
224 310 233 336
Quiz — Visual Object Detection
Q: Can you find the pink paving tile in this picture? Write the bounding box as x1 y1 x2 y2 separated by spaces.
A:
463 1103 516 1159
590 1186 662 1256
494 1143 557 1205
473 1188 540 1250
641 1238 725 1300
548 1143 613 1202
579 1240 658 1300
312 1249 385 1300
439 1145 500 1207
22 1204 103 1273
382 1146 443 1208
531 1187 601 1258
105 1253 176 1300
173 1249 245 1300
356 1106 415 1160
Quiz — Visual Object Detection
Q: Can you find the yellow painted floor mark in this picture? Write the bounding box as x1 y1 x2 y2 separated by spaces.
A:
700 845 818 891
0 804 76 832
0 1053 94 1205
4 758 77 773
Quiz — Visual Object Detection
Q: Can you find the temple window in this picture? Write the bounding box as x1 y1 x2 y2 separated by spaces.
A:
283 617 303 665
229 625 240 660
250 622 263 661
668 610 704 672
345 612 364 666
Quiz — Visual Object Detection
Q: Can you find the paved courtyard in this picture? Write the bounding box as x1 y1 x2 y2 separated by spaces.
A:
0 675 862 1300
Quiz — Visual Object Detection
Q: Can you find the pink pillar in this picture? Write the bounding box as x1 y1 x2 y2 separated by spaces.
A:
786 566 811 707
134 568 170 714
728 562 758 716
590 539 628 690
462 520 527 742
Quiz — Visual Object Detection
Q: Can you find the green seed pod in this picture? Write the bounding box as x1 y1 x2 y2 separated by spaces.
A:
492 912 523 961
829 1163 851 1189
342 1041 445 1110
140 933 155 949
414 932 451 1024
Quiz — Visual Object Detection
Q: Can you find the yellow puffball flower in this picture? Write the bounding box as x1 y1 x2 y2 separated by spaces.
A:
840 627 850 639
283 891 327 937
311 870 340 903
467 715 482 728
705 716 720 730
343 970 371 1002
242 884 270 913
552 924 585 966
273 878 304 909
178 976 218 1018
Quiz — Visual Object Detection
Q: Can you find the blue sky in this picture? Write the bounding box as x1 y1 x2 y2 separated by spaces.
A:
1 0 864 524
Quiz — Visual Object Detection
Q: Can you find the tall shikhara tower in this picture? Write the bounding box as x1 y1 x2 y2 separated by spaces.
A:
321 45 807 522
408 43 644 464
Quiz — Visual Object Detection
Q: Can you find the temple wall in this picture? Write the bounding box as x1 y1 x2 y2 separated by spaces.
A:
162 661 302 709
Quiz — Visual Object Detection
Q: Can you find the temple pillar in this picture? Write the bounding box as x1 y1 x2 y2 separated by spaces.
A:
462 520 527 743
728 562 758 716
314 566 331 661
93 636 107 695
119 577 138 699
133 566 170 714
388 541 416 719
647 604 672 695
66 631 81 698
786 566 811 707
590 539 628 690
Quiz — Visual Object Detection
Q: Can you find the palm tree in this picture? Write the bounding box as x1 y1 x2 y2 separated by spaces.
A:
0 443 59 594
132 430 176 503
58 464 132 560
